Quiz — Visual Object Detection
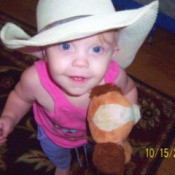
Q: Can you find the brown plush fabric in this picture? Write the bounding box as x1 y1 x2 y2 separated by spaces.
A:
90 83 123 98
123 141 132 163
87 84 135 174
93 142 125 174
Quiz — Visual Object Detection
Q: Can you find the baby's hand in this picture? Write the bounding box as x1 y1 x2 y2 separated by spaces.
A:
0 116 16 145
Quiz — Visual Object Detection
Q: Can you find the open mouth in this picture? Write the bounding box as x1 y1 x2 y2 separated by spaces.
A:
69 76 88 83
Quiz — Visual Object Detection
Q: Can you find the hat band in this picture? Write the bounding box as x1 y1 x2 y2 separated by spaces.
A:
39 15 91 33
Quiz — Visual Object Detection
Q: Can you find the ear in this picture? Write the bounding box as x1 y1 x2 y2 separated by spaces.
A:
18 46 44 59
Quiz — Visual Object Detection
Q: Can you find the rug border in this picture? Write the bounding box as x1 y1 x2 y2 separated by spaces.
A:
130 75 175 175
130 75 175 102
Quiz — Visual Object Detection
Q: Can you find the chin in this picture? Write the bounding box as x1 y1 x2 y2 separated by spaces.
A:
59 79 99 97
68 90 88 97
65 87 90 97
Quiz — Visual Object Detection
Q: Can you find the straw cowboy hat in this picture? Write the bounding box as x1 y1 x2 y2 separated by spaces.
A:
0 0 158 68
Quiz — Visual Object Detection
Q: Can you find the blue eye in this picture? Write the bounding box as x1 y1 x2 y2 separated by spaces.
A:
92 46 103 53
60 43 72 50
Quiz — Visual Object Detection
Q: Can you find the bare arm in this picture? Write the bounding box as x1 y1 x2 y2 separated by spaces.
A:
0 66 36 145
115 67 138 104
1 85 33 123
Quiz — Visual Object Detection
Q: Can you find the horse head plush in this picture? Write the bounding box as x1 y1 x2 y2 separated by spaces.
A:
87 83 141 174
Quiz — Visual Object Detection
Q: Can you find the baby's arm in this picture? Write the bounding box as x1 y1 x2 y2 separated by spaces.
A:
0 66 36 145
115 67 138 104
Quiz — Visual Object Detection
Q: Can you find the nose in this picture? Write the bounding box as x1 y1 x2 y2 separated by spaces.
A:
72 53 89 68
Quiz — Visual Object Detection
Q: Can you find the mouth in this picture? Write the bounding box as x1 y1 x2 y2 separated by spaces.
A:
69 76 89 83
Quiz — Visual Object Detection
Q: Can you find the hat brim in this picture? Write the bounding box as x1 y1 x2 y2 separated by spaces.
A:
0 1 158 68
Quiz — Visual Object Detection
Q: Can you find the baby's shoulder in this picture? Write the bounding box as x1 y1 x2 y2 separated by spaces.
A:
19 64 40 89
14 64 41 101
21 64 38 79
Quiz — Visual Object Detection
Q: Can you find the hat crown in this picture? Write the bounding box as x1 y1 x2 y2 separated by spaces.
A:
36 0 115 31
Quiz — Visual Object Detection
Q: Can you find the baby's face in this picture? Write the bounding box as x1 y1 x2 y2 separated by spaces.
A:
44 31 118 96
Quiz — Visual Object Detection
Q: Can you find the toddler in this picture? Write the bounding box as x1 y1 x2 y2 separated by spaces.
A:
0 0 158 175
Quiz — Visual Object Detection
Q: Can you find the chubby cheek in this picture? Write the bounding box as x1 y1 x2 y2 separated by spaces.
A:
46 62 63 83
47 57 68 73
92 62 109 81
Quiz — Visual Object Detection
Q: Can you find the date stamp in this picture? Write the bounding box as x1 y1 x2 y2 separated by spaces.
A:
145 148 175 158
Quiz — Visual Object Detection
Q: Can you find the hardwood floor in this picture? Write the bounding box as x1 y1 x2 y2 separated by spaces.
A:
127 28 175 99
0 0 175 174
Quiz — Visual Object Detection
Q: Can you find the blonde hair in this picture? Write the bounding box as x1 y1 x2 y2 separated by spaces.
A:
98 30 118 47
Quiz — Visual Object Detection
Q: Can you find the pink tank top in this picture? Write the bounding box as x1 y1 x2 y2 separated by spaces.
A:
33 60 120 148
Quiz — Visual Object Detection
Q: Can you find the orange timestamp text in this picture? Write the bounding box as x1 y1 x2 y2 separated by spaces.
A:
145 147 175 158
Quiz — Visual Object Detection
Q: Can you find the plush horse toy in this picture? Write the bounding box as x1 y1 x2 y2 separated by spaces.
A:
87 83 141 174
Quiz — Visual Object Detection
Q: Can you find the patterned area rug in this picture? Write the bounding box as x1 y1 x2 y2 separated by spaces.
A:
0 12 175 175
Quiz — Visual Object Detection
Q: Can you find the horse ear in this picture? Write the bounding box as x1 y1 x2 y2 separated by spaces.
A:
90 83 122 98
93 142 125 174
18 46 44 59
